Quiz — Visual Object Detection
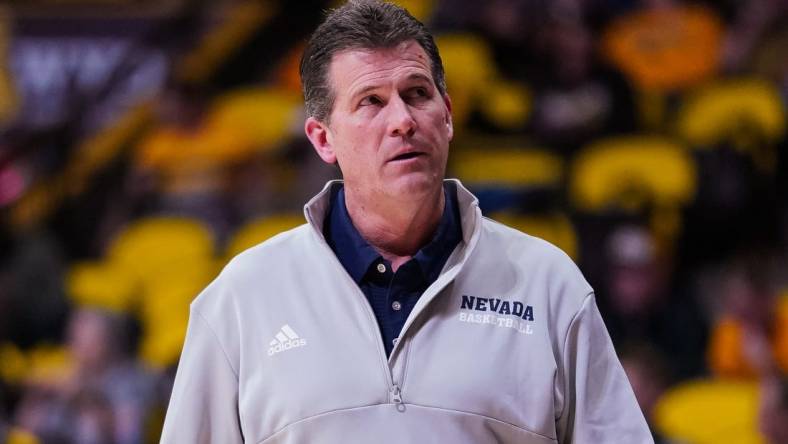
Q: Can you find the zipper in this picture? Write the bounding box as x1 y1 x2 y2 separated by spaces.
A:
384 248 468 410
343 276 404 410
309 203 470 414
316 235 405 410
351 284 405 412
306 182 482 416
390 383 405 412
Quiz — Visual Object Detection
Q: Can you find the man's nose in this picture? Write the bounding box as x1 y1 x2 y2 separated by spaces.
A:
387 96 417 137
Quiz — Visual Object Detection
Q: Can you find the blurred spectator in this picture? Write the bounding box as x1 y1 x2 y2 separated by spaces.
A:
598 224 708 378
529 5 636 151
707 255 787 378
759 374 788 444
70 389 116 444
14 308 160 444
720 0 785 73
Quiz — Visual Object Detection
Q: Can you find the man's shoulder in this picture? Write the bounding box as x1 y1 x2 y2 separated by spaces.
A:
478 216 574 266
191 223 316 313
225 223 313 273
476 215 593 311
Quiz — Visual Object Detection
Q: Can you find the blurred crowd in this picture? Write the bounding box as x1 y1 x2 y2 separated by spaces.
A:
0 0 787 443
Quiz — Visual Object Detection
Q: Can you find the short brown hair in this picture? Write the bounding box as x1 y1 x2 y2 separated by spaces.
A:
299 0 446 122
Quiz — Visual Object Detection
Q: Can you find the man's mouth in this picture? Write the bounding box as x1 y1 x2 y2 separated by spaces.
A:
391 152 424 161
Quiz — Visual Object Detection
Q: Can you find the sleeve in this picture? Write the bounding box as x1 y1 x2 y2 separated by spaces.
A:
555 294 654 444
160 309 244 443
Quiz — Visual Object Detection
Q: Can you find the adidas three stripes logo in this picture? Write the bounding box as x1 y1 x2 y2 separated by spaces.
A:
268 324 307 356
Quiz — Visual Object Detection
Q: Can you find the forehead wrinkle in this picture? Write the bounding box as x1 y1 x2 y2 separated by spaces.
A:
331 43 434 98
346 62 433 102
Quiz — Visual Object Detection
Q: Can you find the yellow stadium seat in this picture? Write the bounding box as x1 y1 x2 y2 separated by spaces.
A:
489 212 578 260
134 90 300 194
676 78 785 172
136 258 219 369
450 147 563 189
653 379 763 444
137 262 218 369
104 217 219 367
6 428 41 444
569 136 696 212
208 87 302 151
0 342 27 384
135 120 256 178
434 34 532 131
66 260 137 312
107 216 216 283
677 79 785 147
478 80 532 130
434 34 496 128
225 214 304 260
139 308 190 370
24 344 73 387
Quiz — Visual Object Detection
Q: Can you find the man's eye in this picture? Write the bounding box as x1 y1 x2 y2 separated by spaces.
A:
360 96 382 106
407 87 429 99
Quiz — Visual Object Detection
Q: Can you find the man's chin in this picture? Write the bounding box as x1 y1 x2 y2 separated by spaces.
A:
385 173 443 199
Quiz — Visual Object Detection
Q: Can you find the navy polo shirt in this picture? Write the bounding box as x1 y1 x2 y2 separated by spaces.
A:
324 182 462 357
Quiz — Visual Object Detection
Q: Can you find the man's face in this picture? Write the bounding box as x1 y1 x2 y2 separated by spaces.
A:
306 40 453 200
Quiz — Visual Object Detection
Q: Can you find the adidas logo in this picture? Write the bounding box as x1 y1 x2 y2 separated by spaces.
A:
268 324 307 356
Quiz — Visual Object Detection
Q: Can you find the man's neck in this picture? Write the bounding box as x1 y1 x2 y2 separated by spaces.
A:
344 184 445 272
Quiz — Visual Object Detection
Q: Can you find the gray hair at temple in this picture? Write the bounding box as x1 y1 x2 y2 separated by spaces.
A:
299 0 447 123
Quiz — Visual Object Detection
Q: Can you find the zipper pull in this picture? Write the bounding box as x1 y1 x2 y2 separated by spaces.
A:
390 384 405 412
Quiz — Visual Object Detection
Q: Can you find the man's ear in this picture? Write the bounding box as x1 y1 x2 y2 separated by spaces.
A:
305 117 336 164
442 93 454 141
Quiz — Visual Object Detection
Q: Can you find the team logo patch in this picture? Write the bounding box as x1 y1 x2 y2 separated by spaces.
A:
458 295 535 335
268 324 307 356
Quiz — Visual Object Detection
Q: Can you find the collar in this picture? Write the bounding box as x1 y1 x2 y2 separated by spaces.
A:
305 178 481 254
322 183 462 284
323 186 380 282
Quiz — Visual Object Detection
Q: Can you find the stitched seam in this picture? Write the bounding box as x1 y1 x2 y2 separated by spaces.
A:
194 309 239 380
256 403 386 444
399 323 413 392
413 404 558 441
255 402 558 443
557 292 594 422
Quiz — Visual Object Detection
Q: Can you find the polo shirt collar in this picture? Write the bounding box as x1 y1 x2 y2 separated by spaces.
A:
325 186 382 283
324 182 462 284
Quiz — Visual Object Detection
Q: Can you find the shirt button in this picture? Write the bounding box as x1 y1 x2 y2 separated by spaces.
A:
391 301 402 311
392 338 399 346
376 263 386 273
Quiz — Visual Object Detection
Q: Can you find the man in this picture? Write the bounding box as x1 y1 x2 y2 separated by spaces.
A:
161 1 652 442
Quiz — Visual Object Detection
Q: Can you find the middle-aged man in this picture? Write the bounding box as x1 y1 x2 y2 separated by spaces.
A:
161 1 653 443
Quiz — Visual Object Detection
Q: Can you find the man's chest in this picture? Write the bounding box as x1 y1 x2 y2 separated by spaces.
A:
233 271 559 443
